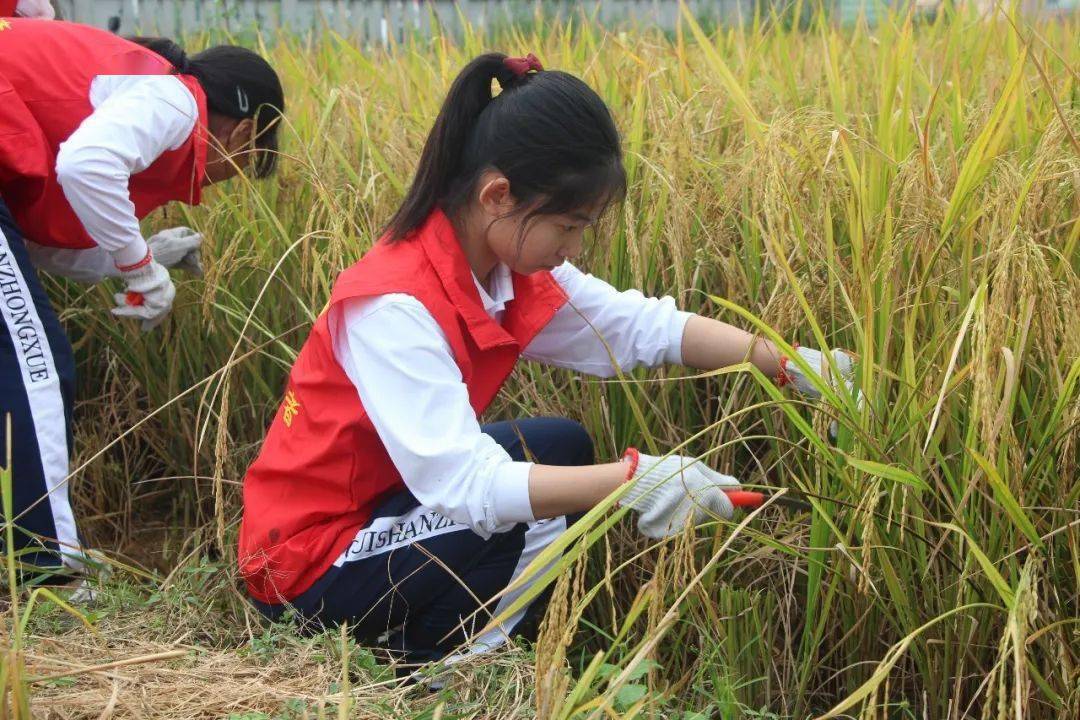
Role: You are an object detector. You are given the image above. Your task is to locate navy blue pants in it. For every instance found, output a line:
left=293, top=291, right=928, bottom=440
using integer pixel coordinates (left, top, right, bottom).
left=253, top=417, right=594, bottom=667
left=0, top=197, right=80, bottom=574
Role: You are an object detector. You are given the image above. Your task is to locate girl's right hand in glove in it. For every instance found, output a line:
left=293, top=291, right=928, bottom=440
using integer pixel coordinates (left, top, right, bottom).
left=620, top=449, right=739, bottom=539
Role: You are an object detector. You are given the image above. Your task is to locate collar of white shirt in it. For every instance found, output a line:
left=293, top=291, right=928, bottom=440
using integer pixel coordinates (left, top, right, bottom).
left=471, top=263, right=516, bottom=318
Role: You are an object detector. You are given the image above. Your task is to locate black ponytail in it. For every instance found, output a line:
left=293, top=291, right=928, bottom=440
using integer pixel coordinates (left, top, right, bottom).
left=128, top=37, right=191, bottom=73
left=385, top=52, right=625, bottom=242
left=128, top=37, right=285, bottom=178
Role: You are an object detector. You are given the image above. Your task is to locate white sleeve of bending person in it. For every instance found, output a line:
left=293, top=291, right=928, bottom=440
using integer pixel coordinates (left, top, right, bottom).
left=24, top=242, right=119, bottom=283
left=54, top=75, right=198, bottom=269
left=523, top=261, right=693, bottom=377
left=15, top=0, right=55, bottom=18
left=329, top=294, right=536, bottom=538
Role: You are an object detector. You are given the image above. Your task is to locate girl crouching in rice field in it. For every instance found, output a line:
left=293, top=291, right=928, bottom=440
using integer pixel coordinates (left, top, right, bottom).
left=239, top=52, right=852, bottom=672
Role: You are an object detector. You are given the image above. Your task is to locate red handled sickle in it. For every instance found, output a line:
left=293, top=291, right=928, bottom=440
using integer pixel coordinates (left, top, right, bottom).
left=724, top=489, right=811, bottom=512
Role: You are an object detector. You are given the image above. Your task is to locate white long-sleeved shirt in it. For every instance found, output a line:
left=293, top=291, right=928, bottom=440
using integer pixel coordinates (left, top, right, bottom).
left=30, top=74, right=198, bottom=273
left=13, top=1, right=54, bottom=18
left=329, top=261, right=693, bottom=538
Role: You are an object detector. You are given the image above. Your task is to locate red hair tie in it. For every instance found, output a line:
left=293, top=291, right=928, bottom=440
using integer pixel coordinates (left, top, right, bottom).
left=503, top=53, right=543, bottom=78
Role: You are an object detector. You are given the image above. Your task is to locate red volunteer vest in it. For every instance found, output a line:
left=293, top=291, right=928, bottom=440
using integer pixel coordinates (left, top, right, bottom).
left=239, top=209, right=568, bottom=603
left=0, top=19, right=208, bottom=249
left=0, top=2, right=17, bottom=16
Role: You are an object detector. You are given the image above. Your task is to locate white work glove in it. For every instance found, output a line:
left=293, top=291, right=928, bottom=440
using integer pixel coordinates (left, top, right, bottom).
left=780, top=346, right=856, bottom=400
left=620, top=450, right=739, bottom=539
left=15, top=0, right=55, bottom=19
left=146, top=227, right=203, bottom=276
left=780, top=346, right=861, bottom=439
left=111, top=254, right=176, bottom=332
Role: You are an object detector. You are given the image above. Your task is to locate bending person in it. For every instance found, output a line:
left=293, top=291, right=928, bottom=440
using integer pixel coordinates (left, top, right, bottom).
left=0, top=19, right=284, bottom=579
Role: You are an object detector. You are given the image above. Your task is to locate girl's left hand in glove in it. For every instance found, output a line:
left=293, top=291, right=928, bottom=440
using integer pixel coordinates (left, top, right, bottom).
left=779, top=346, right=857, bottom=400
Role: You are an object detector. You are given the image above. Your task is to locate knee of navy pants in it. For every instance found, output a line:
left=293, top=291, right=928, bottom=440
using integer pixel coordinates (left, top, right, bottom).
left=253, top=416, right=595, bottom=667
left=0, top=197, right=80, bottom=573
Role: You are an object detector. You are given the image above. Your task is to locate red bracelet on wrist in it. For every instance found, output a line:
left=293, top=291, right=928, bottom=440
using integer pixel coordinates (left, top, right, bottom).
left=115, top=250, right=153, bottom=273
left=622, top=447, right=640, bottom=482
left=775, top=342, right=800, bottom=387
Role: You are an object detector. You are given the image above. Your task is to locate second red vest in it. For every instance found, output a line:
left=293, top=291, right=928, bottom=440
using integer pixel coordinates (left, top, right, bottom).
left=239, top=209, right=569, bottom=603
left=0, top=19, right=209, bottom=249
